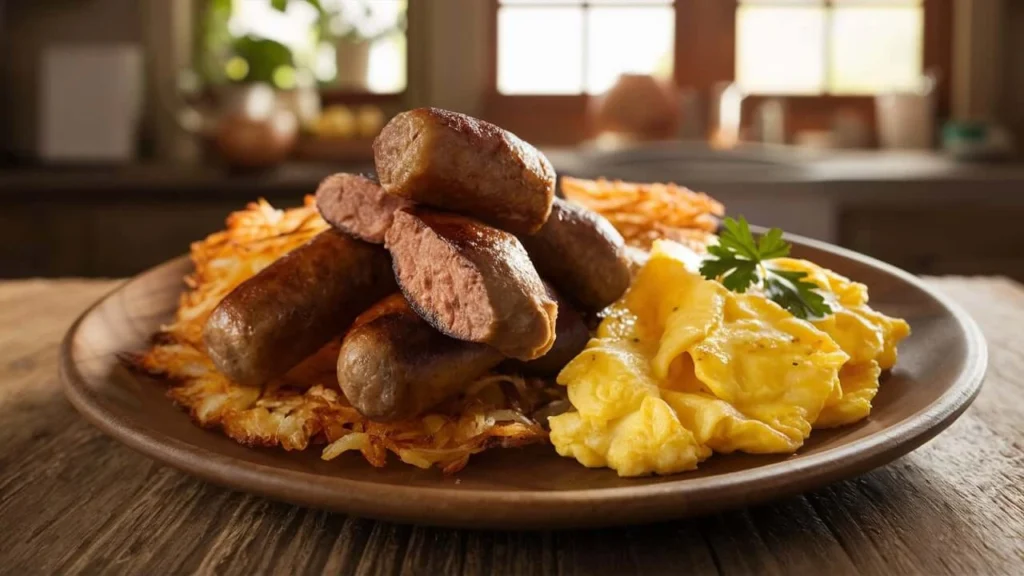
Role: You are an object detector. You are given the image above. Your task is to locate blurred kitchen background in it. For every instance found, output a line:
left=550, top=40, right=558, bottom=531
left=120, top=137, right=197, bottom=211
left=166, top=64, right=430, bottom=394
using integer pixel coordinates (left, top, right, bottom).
left=1, top=0, right=1022, bottom=279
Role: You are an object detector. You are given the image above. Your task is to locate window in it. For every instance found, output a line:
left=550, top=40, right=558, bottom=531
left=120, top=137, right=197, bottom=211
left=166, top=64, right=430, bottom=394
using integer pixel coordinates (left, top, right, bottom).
left=736, top=0, right=925, bottom=95
left=199, top=0, right=407, bottom=95
left=486, top=0, right=946, bottom=144
left=496, top=0, right=675, bottom=95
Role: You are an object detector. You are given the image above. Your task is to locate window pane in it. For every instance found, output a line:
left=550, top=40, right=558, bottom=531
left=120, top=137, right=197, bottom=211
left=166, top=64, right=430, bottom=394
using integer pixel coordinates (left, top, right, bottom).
left=499, top=0, right=582, bottom=4
left=586, top=6, right=674, bottom=94
left=737, top=0, right=823, bottom=5
left=588, top=0, right=674, bottom=4
left=498, top=7, right=584, bottom=94
left=833, top=0, right=921, bottom=5
left=736, top=6, right=826, bottom=94
left=829, top=7, right=923, bottom=94
left=365, top=33, right=406, bottom=93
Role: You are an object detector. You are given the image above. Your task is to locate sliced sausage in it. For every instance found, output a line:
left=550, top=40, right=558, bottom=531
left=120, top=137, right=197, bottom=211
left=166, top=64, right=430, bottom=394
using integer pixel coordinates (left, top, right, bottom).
left=203, top=230, right=396, bottom=386
left=517, top=197, right=631, bottom=312
left=337, top=294, right=504, bottom=421
left=385, top=208, right=557, bottom=361
left=314, top=173, right=411, bottom=244
left=510, top=287, right=591, bottom=377
left=373, top=108, right=555, bottom=235
left=321, top=173, right=628, bottom=312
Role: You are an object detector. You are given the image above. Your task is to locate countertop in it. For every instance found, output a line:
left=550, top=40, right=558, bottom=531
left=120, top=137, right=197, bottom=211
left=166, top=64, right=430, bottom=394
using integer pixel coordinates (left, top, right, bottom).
left=1, top=277, right=1023, bottom=574
left=3, top=150, right=1024, bottom=204
left=546, top=146, right=1024, bottom=184
left=0, top=162, right=371, bottom=202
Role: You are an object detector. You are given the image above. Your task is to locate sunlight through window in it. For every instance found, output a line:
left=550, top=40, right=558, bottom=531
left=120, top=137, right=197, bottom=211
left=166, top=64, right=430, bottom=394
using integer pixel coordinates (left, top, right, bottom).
left=736, top=0, right=924, bottom=95
left=497, top=0, right=674, bottom=96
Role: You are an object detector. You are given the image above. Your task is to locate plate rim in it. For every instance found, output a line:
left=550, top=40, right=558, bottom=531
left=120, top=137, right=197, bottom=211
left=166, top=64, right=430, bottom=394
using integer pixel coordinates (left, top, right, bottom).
left=59, top=233, right=988, bottom=528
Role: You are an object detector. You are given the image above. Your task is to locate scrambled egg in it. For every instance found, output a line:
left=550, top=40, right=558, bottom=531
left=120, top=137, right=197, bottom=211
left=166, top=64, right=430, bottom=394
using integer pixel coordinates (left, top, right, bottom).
left=773, top=258, right=911, bottom=427
left=549, top=241, right=910, bottom=476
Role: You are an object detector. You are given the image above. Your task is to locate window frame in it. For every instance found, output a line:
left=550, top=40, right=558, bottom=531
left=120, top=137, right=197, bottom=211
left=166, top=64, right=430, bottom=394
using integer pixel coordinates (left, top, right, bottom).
left=484, top=0, right=951, bottom=145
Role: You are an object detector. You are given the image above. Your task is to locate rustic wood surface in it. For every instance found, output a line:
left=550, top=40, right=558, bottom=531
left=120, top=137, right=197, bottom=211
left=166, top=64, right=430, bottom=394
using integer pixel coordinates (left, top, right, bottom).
left=1, top=277, right=1022, bottom=575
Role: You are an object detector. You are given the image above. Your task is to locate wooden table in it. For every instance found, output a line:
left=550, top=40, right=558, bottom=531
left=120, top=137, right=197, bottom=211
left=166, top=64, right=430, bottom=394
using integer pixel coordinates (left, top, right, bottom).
left=1, top=277, right=1022, bottom=575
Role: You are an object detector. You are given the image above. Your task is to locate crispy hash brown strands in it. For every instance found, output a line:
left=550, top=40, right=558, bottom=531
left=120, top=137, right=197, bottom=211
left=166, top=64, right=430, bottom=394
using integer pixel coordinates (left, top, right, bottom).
left=561, top=177, right=724, bottom=251
left=126, top=198, right=553, bottom=473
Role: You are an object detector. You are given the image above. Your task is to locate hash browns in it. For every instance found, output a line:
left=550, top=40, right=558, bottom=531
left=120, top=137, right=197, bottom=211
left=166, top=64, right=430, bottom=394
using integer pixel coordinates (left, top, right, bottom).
left=561, top=177, right=723, bottom=251
left=126, top=197, right=554, bottom=474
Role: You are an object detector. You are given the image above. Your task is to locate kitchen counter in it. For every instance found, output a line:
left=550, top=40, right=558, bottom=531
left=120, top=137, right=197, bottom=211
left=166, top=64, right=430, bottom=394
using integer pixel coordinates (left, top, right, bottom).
left=548, top=146, right=1024, bottom=185
left=1, top=276, right=1022, bottom=574
left=0, top=161, right=372, bottom=201
left=3, top=151, right=1024, bottom=279
left=2, top=149, right=1024, bottom=199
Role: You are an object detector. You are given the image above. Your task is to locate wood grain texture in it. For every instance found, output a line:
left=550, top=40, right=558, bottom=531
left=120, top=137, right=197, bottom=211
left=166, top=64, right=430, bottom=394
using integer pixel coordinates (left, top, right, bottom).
left=1, top=277, right=1022, bottom=575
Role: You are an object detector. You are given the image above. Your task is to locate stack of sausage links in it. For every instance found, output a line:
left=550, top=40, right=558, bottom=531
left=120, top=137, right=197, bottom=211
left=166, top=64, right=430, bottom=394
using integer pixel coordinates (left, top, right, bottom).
left=203, top=108, right=632, bottom=422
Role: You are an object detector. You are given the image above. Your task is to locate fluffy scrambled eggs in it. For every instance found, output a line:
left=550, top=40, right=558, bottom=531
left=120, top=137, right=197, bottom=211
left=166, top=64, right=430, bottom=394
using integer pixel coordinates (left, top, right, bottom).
left=549, top=240, right=910, bottom=477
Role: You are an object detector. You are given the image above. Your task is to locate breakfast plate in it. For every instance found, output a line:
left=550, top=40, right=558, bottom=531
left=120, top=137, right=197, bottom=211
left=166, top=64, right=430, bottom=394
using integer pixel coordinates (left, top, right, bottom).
left=60, top=232, right=986, bottom=529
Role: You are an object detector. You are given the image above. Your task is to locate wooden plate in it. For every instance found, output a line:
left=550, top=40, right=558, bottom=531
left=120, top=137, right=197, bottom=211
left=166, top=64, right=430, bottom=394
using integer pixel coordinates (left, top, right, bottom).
left=60, top=234, right=986, bottom=529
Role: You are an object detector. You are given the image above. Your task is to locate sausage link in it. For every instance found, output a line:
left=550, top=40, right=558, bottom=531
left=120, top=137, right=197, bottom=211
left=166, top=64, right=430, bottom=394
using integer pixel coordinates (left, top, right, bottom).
left=518, top=197, right=631, bottom=312
left=203, top=230, right=396, bottom=386
left=373, top=108, right=555, bottom=235
left=338, top=294, right=504, bottom=421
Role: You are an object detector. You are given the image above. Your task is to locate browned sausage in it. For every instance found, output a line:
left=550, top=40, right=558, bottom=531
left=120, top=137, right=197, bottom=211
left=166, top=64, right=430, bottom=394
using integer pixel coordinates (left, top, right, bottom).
left=339, top=289, right=589, bottom=420
left=203, top=230, right=396, bottom=386
left=512, top=287, right=591, bottom=376
left=517, top=197, right=631, bottom=312
left=321, top=174, right=628, bottom=312
left=385, top=208, right=557, bottom=361
left=373, top=108, right=555, bottom=235
left=314, top=173, right=411, bottom=244
left=337, top=293, right=504, bottom=421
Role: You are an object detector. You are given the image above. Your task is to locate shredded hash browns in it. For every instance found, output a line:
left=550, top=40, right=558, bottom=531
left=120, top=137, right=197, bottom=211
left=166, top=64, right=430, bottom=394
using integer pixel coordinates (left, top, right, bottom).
left=126, top=197, right=554, bottom=474
left=561, top=177, right=724, bottom=251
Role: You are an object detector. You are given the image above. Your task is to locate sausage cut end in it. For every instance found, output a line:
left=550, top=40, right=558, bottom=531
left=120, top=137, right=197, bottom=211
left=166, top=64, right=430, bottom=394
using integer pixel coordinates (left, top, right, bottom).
left=315, top=173, right=411, bottom=244
left=386, top=208, right=557, bottom=360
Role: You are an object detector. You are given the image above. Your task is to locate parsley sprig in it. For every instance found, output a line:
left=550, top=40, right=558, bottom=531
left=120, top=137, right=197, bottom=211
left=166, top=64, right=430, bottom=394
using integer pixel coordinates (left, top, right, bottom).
left=699, top=216, right=832, bottom=320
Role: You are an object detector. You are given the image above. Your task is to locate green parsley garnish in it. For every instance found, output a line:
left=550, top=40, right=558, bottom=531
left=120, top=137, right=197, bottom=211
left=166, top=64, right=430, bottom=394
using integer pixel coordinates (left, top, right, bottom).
left=699, top=216, right=832, bottom=320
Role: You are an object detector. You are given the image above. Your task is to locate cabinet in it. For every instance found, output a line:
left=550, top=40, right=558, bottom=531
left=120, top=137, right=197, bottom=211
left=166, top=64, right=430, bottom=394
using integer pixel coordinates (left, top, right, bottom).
left=1, top=195, right=310, bottom=278
left=840, top=205, right=1024, bottom=281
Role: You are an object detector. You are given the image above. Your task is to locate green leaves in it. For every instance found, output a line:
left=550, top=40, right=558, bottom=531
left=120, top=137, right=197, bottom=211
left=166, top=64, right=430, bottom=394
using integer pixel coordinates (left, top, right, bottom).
left=230, top=35, right=294, bottom=84
left=271, top=0, right=327, bottom=15
left=763, top=268, right=832, bottom=321
left=756, top=227, right=790, bottom=260
left=699, top=216, right=832, bottom=320
left=699, top=216, right=766, bottom=294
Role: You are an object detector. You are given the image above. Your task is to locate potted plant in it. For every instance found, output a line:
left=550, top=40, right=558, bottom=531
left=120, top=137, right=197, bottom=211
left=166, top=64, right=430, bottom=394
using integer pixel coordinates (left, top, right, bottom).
left=328, top=0, right=407, bottom=91
left=174, top=0, right=338, bottom=168
left=191, top=0, right=334, bottom=122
